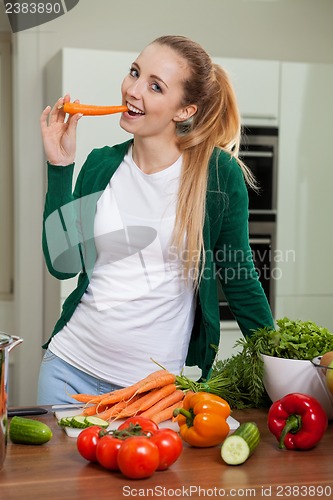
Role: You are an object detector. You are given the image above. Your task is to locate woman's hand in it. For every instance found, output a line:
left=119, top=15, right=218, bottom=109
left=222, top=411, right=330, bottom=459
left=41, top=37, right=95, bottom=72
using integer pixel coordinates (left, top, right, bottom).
left=40, top=94, right=82, bottom=166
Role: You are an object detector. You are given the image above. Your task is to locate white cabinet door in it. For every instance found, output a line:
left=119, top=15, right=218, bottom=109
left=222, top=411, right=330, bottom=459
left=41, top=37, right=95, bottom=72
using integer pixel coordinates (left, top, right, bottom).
left=276, top=62, right=333, bottom=328
left=45, top=48, right=136, bottom=181
left=218, top=322, right=244, bottom=360
left=213, top=57, right=280, bottom=126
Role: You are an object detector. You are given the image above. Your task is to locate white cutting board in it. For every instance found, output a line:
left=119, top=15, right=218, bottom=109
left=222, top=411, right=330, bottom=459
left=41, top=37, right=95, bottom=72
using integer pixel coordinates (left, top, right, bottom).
left=53, top=406, right=240, bottom=438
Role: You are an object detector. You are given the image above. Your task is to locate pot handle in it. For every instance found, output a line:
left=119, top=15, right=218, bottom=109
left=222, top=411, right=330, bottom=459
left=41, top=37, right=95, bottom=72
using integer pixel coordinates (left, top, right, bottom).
left=7, top=336, right=23, bottom=352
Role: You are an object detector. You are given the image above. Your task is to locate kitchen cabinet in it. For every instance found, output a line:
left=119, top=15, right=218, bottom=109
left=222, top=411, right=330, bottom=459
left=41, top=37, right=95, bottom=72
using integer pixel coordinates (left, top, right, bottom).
left=275, top=62, right=333, bottom=329
left=44, top=48, right=134, bottom=181
left=213, top=57, right=280, bottom=126
left=0, top=40, right=13, bottom=299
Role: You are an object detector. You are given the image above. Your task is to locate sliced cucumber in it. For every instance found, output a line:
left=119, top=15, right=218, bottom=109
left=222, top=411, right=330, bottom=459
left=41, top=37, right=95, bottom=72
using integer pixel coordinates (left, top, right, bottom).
left=85, top=416, right=109, bottom=428
left=58, top=417, right=73, bottom=427
left=71, top=416, right=89, bottom=428
left=58, top=414, right=109, bottom=429
left=221, top=422, right=260, bottom=465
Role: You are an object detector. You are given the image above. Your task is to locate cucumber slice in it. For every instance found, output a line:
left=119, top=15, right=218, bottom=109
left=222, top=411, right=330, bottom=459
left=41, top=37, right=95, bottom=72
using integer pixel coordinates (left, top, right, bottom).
left=58, top=417, right=74, bottom=427
left=58, top=415, right=109, bottom=429
left=221, top=422, right=260, bottom=465
left=85, top=416, right=109, bottom=428
left=71, top=416, right=89, bottom=428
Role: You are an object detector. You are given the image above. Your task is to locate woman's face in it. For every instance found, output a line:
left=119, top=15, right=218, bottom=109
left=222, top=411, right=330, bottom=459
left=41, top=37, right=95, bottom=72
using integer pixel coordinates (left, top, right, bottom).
left=120, top=43, right=195, bottom=140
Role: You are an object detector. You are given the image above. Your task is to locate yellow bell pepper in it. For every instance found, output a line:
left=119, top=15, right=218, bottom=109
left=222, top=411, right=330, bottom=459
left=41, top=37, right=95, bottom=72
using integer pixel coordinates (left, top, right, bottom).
left=173, top=391, right=231, bottom=447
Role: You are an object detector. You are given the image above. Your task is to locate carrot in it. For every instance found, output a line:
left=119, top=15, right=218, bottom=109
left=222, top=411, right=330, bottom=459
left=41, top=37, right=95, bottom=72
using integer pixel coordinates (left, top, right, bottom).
left=80, top=402, right=115, bottom=416
left=139, top=389, right=185, bottom=421
left=151, top=400, right=185, bottom=425
left=132, top=372, right=177, bottom=396
left=91, top=396, right=141, bottom=421
left=70, top=369, right=167, bottom=405
left=110, top=384, right=178, bottom=421
left=80, top=404, right=103, bottom=416
left=107, top=392, right=159, bottom=421
left=62, top=102, right=128, bottom=116
left=97, top=370, right=176, bottom=407
left=69, top=393, right=97, bottom=404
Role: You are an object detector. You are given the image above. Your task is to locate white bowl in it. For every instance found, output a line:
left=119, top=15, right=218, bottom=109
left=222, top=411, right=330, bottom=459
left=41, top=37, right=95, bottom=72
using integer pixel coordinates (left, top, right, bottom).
left=262, top=354, right=333, bottom=420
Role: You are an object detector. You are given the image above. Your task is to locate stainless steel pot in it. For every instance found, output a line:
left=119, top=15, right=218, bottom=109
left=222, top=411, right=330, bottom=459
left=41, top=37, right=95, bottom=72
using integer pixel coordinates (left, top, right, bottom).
left=0, top=332, right=23, bottom=469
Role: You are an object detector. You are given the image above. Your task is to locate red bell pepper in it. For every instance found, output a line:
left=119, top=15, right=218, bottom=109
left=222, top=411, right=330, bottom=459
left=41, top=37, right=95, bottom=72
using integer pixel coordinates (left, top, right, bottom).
left=267, top=393, right=328, bottom=450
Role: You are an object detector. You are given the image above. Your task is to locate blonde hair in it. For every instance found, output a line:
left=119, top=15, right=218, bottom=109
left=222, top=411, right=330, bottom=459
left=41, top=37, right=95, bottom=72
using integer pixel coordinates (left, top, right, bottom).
left=152, top=36, right=255, bottom=285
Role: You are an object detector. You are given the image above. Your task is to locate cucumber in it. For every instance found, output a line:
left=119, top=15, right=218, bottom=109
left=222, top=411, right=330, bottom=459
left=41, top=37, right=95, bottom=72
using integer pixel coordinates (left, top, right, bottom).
left=9, top=416, right=53, bottom=445
left=221, top=422, right=260, bottom=465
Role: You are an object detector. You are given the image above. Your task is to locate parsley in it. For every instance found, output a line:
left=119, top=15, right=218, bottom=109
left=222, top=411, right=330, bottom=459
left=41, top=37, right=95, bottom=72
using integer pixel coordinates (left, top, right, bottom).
left=210, top=317, right=333, bottom=409
left=251, top=317, right=333, bottom=360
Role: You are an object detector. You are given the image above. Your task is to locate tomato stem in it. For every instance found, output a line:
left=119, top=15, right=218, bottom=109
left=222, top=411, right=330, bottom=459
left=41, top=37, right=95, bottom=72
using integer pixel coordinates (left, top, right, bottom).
left=103, top=423, right=152, bottom=440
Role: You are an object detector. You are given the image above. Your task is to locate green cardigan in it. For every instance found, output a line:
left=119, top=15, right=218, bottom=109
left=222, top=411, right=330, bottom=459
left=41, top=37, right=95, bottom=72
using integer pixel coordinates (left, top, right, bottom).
left=42, top=139, right=274, bottom=378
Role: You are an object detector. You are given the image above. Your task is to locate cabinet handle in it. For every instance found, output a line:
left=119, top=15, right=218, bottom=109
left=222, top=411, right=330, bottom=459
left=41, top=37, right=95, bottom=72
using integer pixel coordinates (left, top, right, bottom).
left=242, top=114, right=277, bottom=120
left=240, top=151, right=273, bottom=158
left=249, top=238, right=271, bottom=245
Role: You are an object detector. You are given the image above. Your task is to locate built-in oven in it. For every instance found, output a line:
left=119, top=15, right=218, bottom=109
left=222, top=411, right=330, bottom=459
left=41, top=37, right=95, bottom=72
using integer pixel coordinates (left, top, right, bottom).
left=241, top=126, right=278, bottom=218
left=218, top=126, right=278, bottom=321
left=217, top=220, right=276, bottom=320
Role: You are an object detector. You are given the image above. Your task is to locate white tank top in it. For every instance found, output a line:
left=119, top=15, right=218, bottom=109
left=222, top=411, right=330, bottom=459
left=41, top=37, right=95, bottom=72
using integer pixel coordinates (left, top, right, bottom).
left=49, top=147, right=196, bottom=386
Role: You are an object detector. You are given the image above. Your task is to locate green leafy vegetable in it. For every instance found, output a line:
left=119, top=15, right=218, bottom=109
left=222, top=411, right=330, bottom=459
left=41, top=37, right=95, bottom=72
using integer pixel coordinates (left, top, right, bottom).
left=248, top=317, right=333, bottom=360
left=209, top=317, right=333, bottom=409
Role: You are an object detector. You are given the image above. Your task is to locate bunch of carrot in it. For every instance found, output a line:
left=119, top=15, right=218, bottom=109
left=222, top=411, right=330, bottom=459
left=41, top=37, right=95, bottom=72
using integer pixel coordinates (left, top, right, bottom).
left=70, top=369, right=185, bottom=425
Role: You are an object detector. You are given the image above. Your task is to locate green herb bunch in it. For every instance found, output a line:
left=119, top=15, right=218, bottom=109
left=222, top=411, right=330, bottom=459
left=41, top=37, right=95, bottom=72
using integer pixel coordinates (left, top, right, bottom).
left=253, top=317, right=333, bottom=360
left=207, top=317, right=333, bottom=409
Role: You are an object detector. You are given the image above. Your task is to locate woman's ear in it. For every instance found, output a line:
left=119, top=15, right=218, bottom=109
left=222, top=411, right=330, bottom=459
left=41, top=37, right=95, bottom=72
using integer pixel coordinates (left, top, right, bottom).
left=173, top=104, right=197, bottom=123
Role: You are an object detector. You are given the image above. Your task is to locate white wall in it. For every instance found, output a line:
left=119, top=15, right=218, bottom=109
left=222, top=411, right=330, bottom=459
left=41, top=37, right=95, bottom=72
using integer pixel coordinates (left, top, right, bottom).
left=0, top=0, right=332, bottom=404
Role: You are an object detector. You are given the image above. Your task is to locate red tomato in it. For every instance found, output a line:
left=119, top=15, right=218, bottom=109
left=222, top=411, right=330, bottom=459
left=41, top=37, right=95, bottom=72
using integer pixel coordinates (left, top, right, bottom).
left=117, top=416, right=159, bottom=434
left=76, top=426, right=102, bottom=462
left=96, top=435, right=123, bottom=470
left=117, top=436, right=160, bottom=479
left=150, top=428, right=183, bottom=470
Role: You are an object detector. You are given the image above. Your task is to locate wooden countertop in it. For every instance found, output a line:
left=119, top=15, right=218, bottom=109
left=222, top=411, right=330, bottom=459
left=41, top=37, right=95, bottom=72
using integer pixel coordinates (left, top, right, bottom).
left=1, top=408, right=332, bottom=499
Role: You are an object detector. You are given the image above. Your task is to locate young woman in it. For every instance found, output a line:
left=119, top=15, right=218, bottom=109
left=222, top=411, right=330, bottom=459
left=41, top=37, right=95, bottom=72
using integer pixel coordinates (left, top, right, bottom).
left=38, top=35, right=274, bottom=404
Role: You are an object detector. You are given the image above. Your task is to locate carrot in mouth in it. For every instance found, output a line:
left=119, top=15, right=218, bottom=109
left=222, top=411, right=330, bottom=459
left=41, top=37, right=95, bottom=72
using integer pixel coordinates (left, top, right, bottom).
left=60, top=102, right=128, bottom=116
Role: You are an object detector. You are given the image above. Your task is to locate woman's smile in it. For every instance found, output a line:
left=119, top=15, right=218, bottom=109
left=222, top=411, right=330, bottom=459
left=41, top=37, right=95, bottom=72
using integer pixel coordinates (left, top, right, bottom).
left=126, top=102, right=145, bottom=117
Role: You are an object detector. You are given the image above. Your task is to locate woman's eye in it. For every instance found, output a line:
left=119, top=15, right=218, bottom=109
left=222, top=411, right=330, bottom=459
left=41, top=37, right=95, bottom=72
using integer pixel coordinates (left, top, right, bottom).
left=151, top=82, right=162, bottom=93
left=129, top=67, right=139, bottom=78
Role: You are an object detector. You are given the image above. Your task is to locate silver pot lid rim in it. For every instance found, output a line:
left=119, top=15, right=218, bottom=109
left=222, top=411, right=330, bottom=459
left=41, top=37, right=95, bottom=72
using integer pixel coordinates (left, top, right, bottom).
left=0, top=332, right=14, bottom=347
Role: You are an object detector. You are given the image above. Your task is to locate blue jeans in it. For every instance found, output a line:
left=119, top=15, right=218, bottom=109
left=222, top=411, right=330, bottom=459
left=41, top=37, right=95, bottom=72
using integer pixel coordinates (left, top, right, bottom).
left=37, top=349, right=124, bottom=405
